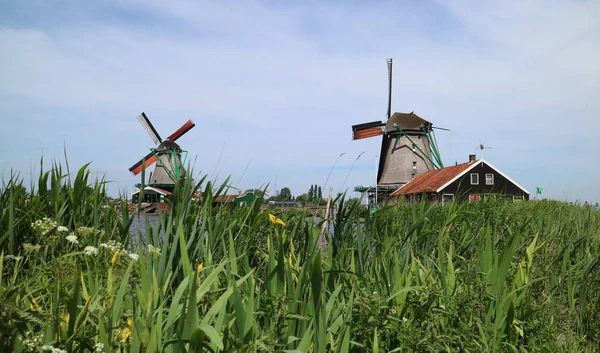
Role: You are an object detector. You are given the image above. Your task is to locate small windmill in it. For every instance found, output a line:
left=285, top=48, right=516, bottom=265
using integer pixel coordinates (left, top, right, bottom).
left=476, top=139, right=492, bottom=159
left=129, top=112, right=195, bottom=191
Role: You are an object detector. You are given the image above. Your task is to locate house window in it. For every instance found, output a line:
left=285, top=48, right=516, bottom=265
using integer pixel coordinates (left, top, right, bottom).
left=411, top=173, right=415, bottom=179
left=412, top=161, right=417, bottom=169
left=470, top=173, right=479, bottom=185
left=442, top=194, right=454, bottom=205
left=485, top=173, right=494, bottom=185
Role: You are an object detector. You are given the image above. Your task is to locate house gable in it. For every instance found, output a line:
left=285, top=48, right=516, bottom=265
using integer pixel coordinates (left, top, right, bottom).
left=438, top=160, right=529, bottom=200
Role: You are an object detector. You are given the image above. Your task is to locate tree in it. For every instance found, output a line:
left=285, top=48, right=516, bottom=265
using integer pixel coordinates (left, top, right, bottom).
left=318, top=186, right=322, bottom=200
left=296, top=193, right=308, bottom=204
left=308, top=185, right=314, bottom=202
left=279, top=187, right=292, bottom=201
left=245, top=189, right=264, bottom=198
left=312, top=184, right=318, bottom=200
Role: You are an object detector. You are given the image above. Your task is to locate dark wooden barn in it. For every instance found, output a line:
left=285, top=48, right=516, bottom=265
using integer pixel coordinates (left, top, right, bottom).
left=391, top=155, right=529, bottom=203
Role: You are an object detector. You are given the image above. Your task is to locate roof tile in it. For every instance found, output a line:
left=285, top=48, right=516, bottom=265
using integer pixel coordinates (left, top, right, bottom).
left=391, top=161, right=476, bottom=196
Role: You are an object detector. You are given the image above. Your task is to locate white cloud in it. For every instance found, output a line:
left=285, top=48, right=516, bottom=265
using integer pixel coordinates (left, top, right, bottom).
left=0, top=0, right=599, bottom=201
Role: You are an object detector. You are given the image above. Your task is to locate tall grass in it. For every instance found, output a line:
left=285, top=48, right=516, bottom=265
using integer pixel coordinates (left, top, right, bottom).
left=1, top=160, right=599, bottom=352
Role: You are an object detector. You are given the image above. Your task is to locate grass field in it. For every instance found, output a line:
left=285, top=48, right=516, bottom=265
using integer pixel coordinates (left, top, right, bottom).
left=1, top=161, right=599, bottom=352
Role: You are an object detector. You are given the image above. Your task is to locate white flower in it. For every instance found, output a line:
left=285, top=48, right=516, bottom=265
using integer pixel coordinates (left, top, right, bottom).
left=57, top=226, right=69, bottom=233
left=18, top=330, right=42, bottom=350
left=128, top=253, right=139, bottom=261
left=100, top=240, right=122, bottom=253
left=147, top=244, right=161, bottom=257
left=94, top=342, right=105, bottom=353
left=4, top=254, right=22, bottom=261
left=76, top=226, right=98, bottom=237
left=84, top=246, right=99, bottom=256
left=41, top=345, right=67, bottom=353
left=66, top=233, right=79, bottom=244
left=31, top=217, right=59, bottom=236
left=23, top=243, right=41, bottom=253
left=403, top=317, right=409, bottom=322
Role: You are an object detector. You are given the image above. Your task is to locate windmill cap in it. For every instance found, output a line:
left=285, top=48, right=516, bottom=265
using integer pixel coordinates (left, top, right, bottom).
left=156, top=140, right=182, bottom=152
left=385, top=112, right=432, bottom=133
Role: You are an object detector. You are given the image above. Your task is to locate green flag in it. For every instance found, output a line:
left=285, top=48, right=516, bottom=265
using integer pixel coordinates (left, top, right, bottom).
left=536, top=187, right=543, bottom=194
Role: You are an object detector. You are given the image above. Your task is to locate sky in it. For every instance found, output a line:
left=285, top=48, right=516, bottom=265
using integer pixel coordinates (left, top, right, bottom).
left=1, top=0, right=599, bottom=202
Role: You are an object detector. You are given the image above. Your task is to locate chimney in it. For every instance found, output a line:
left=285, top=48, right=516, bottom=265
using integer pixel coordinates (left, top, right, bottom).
left=469, top=154, right=476, bottom=162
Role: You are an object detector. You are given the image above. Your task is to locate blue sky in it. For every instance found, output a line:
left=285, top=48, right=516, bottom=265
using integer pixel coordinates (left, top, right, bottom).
left=1, top=0, right=599, bottom=202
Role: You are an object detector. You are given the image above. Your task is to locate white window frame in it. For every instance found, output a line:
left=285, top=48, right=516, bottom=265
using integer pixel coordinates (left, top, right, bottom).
left=470, top=173, right=479, bottom=185
left=442, top=193, right=454, bottom=205
left=485, top=173, right=494, bottom=185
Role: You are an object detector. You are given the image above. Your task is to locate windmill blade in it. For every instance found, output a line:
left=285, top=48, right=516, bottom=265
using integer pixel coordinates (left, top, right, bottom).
left=432, top=126, right=450, bottom=131
left=352, top=121, right=385, bottom=140
left=166, top=119, right=195, bottom=141
left=137, top=112, right=162, bottom=145
left=129, top=150, right=157, bottom=176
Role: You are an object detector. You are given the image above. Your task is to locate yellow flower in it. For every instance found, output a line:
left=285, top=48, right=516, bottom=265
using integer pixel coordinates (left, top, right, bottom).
left=116, top=317, right=133, bottom=343
left=268, top=214, right=286, bottom=227
left=30, top=298, right=42, bottom=312
left=110, top=251, right=119, bottom=265
left=197, top=263, right=203, bottom=271
left=116, top=327, right=131, bottom=343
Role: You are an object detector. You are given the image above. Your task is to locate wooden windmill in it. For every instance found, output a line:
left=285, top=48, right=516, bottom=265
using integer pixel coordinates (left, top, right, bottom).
left=351, top=58, right=446, bottom=199
left=129, top=112, right=195, bottom=192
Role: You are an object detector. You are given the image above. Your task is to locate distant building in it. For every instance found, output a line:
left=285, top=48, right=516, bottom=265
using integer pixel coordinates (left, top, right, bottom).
left=213, top=192, right=258, bottom=207
left=131, top=186, right=172, bottom=203
left=391, top=155, right=529, bottom=203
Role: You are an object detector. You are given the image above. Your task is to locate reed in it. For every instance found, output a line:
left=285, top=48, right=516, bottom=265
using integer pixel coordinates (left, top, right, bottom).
left=0, top=160, right=599, bottom=352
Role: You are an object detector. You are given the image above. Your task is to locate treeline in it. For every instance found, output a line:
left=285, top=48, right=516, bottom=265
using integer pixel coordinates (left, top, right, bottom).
left=264, top=184, right=327, bottom=205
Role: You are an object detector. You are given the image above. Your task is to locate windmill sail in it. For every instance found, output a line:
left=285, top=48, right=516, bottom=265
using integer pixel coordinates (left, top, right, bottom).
left=352, top=121, right=384, bottom=140
left=137, top=112, right=162, bottom=145
left=166, top=120, right=195, bottom=141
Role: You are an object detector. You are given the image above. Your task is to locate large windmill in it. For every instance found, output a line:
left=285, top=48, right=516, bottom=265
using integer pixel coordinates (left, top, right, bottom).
left=129, top=112, right=195, bottom=200
left=351, top=58, right=446, bottom=204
